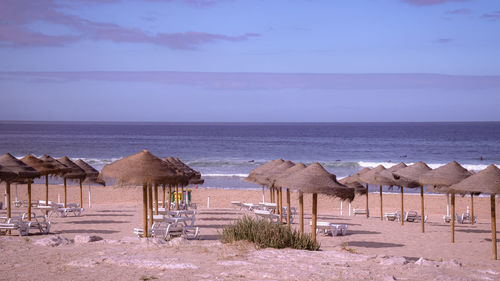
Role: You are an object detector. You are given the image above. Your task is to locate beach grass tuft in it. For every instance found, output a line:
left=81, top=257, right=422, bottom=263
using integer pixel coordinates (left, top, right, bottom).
left=220, top=216, right=320, bottom=251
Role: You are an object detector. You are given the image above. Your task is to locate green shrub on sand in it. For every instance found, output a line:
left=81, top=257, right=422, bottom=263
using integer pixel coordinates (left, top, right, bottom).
left=220, top=216, right=320, bottom=251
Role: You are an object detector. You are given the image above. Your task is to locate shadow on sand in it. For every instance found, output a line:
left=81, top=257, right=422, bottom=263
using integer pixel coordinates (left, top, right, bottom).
left=347, top=241, right=404, bottom=248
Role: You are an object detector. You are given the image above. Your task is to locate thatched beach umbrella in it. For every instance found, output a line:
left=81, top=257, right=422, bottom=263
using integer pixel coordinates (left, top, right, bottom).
left=20, top=154, right=61, bottom=219
left=75, top=159, right=105, bottom=208
left=39, top=155, right=71, bottom=206
left=244, top=159, right=285, bottom=203
left=449, top=164, right=500, bottom=260
left=275, top=163, right=354, bottom=242
left=359, top=165, right=386, bottom=218
left=0, top=153, right=40, bottom=222
left=273, top=163, right=307, bottom=232
left=100, top=150, right=177, bottom=237
left=420, top=161, right=473, bottom=242
left=392, top=161, right=432, bottom=228
left=57, top=156, right=86, bottom=208
left=162, top=157, right=190, bottom=212
left=265, top=160, right=295, bottom=224
left=373, top=163, right=408, bottom=220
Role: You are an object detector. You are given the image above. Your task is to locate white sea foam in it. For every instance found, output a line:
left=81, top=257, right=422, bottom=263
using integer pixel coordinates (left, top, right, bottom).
left=204, top=173, right=248, bottom=178
left=358, top=161, right=497, bottom=171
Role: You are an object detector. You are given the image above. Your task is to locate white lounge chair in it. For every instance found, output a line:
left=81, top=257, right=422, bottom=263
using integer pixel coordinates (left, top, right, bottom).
left=461, top=212, right=477, bottom=224
left=404, top=211, right=428, bottom=223
left=231, top=201, right=244, bottom=210
left=242, top=203, right=258, bottom=211
left=353, top=208, right=369, bottom=216
left=22, top=213, right=51, bottom=234
left=254, top=209, right=280, bottom=223
left=384, top=211, right=402, bottom=221
left=310, top=221, right=348, bottom=236
left=443, top=213, right=463, bottom=224
left=0, top=217, right=29, bottom=236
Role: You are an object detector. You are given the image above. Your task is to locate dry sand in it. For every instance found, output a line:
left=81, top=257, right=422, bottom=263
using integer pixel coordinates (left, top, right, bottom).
left=1, top=183, right=499, bottom=280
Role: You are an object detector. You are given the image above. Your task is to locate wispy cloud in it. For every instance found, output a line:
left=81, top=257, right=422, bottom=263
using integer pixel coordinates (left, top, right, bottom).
left=446, top=8, right=471, bottom=15
left=435, top=38, right=453, bottom=43
left=402, top=0, right=469, bottom=6
left=0, top=0, right=257, bottom=49
left=481, top=11, right=500, bottom=20
left=1, top=71, right=499, bottom=91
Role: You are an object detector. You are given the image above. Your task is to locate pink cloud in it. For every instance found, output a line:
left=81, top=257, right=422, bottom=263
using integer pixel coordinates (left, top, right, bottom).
left=481, top=11, right=500, bottom=20
left=402, top=0, right=469, bottom=6
left=0, top=0, right=258, bottom=49
left=1, top=71, right=499, bottom=91
left=446, top=8, right=471, bottom=15
left=435, top=38, right=452, bottom=43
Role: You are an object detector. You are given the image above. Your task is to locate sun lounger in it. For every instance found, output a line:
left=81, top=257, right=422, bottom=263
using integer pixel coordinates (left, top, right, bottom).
left=404, top=211, right=428, bottom=223
left=231, top=201, right=243, bottom=210
left=258, top=202, right=277, bottom=212
left=21, top=213, right=51, bottom=234
left=0, top=217, right=29, bottom=236
left=353, top=208, right=369, bottom=216
left=151, top=221, right=199, bottom=240
left=461, top=212, right=477, bottom=224
left=384, top=211, right=402, bottom=221
left=254, top=209, right=280, bottom=223
left=242, top=203, right=258, bottom=211
left=443, top=213, right=463, bottom=224
left=310, top=221, right=348, bottom=236
left=52, top=203, right=83, bottom=217
left=14, top=200, right=39, bottom=208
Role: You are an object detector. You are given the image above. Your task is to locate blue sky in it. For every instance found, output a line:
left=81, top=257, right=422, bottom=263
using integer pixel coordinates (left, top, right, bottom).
left=1, top=0, right=499, bottom=122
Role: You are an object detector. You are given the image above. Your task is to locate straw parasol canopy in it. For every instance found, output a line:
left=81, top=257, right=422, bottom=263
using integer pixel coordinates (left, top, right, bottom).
left=57, top=156, right=86, bottom=180
left=20, top=154, right=59, bottom=176
left=449, top=164, right=500, bottom=195
left=275, top=162, right=354, bottom=201
left=359, top=165, right=386, bottom=185
left=100, top=150, right=178, bottom=237
left=75, top=159, right=105, bottom=186
left=449, top=164, right=500, bottom=260
left=243, top=158, right=285, bottom=186
left=0, top=153, right=41, bottom=179
left=264, top=160, right=296, bottom=187
left=374, top=163, right=408, bottom=186
left=272, top=163, right=307, bottom=184
left=0, top=153, right=41, bottom=221
left=419, top=161, right=472, bottom=188
left=339, top=178, right=367, bottom=195
left=0, top=164, right=17, bottom=182
left=392, top=161, right=432, bottom=188
left=101, top=150, right=178, bottom=186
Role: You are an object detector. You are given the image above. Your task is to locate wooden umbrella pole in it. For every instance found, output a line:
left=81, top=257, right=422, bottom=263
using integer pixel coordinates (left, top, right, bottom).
left=27, top=179, right=32, bottom=221
left=491, top=194, right=497, bottom=260
left=64, top=178, right=67, bottom=208
left=142, top=183, right=148, bottom=237
left=181, top=186, right=184, bottom=205
left=262, top=186, right=265, bottom=203
left=365, top=183, right=369, bottom=218
left=286, top=188, right=291, bottom=228
left=279, top=187, right=283, bottom=223
left=45, top=175, right=49, bottom=206
left=379, top=185, right=383, bottom=221
left=451, top=193, right=455, bottom=243
left=420, top=185, right=425, bottom=233
left=269, top=187, right=273, bottom=203
left=400, top=186, right=404, bottom=226
left=154, top=184, right=159, bottom=215
left=148, top=183, right=153, bottom=230
left=167, top=184, right=172, bottom=211
left=471, top=193, right=475, bottom=225
left=175, top=184, right=179, bottom=210
left=168, top=185, right=172, bottom=211
left=162, top=185, right=166, bottom=208
left=6, top=182, right=11, bottom=235
left=79, top=178, right=83, bottom=208
left=299, top=190, right=304, bottom=234
left=312, top=193, right=318, bottom=242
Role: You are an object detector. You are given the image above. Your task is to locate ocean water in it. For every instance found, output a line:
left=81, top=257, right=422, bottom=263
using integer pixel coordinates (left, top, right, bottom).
left=1, top=121, right=499, bottom=192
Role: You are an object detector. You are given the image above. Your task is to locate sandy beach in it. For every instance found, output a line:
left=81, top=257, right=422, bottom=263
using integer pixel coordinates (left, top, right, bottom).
left=0, top=183, right=499, bottom=280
